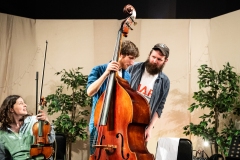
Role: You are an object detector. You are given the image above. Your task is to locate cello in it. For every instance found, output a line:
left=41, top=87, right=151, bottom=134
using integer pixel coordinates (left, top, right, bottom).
left=89, top=4, right=154, bottom=160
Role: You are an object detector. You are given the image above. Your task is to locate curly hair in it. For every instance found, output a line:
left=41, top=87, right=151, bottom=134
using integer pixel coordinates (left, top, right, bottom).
left=0, top=95, right=21, bottom=130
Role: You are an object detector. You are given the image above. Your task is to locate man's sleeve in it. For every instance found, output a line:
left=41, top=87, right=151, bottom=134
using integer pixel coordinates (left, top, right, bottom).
left=156, top=78, right=170, bottom=118
left=87, top=67, right=100, bottom=89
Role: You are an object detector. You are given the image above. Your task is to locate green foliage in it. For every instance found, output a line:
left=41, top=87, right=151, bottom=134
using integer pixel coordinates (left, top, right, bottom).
left=45, top=67, right=91, bottom=145
left=183, top=62, right=240, bottom=156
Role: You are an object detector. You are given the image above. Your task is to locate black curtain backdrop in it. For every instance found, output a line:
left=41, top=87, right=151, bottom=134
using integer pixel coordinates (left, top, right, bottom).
left=0, top=0, right=239, bottom=19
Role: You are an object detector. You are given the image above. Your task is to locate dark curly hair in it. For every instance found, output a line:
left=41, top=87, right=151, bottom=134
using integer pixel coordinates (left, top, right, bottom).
left=0, top=95, right=31, bottom=131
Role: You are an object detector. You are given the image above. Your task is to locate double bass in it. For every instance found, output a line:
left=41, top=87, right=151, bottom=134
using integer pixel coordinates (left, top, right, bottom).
left=89, top=4, right=154, bottom=160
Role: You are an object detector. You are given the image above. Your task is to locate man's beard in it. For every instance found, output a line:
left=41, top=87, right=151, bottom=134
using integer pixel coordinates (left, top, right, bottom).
left=145, top=58, right=165, bottom=75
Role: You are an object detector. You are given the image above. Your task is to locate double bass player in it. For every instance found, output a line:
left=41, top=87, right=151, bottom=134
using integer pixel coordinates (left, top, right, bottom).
left=87, top=40, right=139, bottom=155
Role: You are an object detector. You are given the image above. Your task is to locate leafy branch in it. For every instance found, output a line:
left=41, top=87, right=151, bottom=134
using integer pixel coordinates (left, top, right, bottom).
left=183, top=62, right=240, bottom=156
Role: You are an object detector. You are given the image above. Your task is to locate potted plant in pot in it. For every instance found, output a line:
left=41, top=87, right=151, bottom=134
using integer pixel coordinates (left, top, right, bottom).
left=45, top=67, right=91, bottom=160
left=183, top=62, right=240, bottom=157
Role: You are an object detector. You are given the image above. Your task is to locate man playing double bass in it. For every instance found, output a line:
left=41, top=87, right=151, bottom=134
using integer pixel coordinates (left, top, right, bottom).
left=86, top=40, right=139, bottom=155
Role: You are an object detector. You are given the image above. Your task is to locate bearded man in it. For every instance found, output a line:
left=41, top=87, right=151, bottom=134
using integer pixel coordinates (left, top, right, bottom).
left=127, top=43, right=170, bottom=142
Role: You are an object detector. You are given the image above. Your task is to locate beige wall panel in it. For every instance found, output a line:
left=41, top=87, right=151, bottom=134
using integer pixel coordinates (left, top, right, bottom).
left=209, top=10, right=240, bottom=73
left=35, top=20, right=95, bottom=72
left=188, top=19, right=211, bottom=154
left=0, top=13, right=37, bottom=114
left=93, top=20, right=120, bottom=65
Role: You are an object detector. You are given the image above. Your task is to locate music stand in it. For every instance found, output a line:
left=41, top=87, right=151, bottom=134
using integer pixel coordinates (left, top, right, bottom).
left=226, top=136, right=240, bottom=160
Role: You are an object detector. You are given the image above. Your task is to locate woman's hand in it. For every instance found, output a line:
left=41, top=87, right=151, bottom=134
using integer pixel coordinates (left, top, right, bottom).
left=36, top=110, right=49, bottom=121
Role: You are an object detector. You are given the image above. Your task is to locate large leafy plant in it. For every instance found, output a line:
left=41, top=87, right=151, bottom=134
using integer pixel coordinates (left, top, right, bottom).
left=45, top=67, right=91, bottom=160
left=183, top=62, right=240, bottom=156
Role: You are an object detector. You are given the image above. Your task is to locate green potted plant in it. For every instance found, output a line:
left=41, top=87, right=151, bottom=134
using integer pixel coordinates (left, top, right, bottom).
left=45, top=67, right=91, bottom=160
left=183, top=62, right=240, bottom=156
